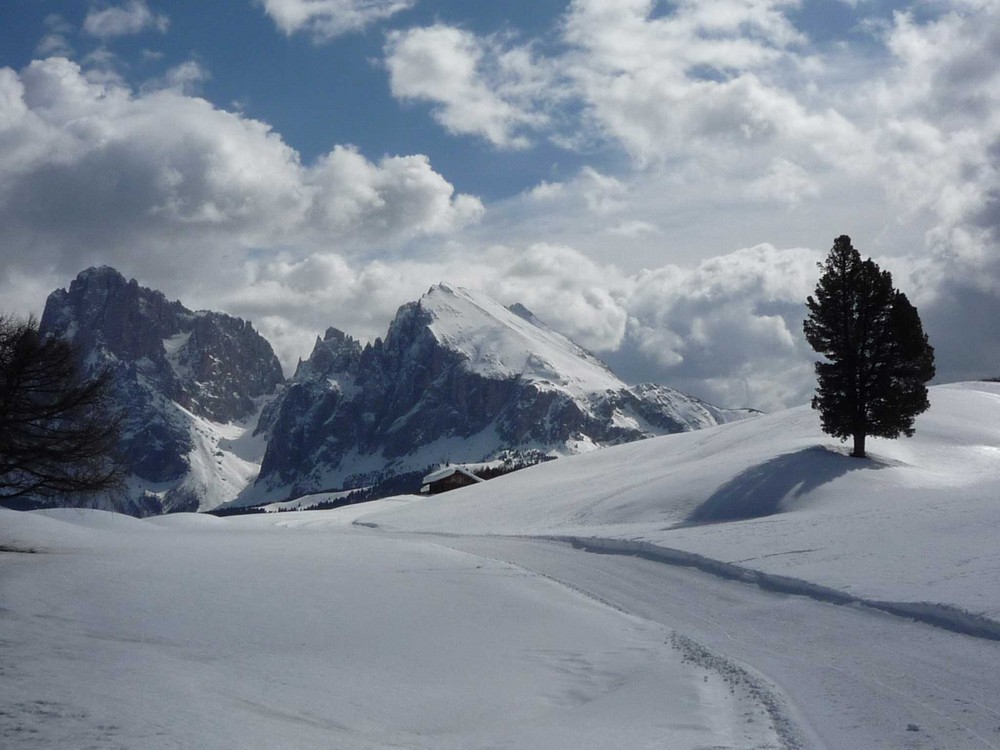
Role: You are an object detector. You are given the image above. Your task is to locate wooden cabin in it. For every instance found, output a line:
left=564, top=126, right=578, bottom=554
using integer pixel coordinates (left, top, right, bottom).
left=420, top=465, right=486, bottom=495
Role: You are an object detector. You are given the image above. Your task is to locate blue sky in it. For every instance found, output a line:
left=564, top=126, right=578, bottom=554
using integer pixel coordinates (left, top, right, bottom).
left=0, top=0, right=586, bottom=199
left=1, top=0, right=998, bottom=410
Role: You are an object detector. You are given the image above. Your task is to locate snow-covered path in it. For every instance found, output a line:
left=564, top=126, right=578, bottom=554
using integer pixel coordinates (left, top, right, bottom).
left=433, top=534, right=1000, bottom=750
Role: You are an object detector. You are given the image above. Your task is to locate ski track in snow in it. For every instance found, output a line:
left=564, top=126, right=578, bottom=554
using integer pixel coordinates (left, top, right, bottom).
left=417, top=532, right=1000, bottom=750
left=555, top=535, right=1000, bottom=643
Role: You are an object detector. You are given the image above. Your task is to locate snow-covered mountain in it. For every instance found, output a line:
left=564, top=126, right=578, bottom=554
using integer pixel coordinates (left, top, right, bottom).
left=243, top=283, right=755, bottom=504
left=39, top=267, right=285, bottom=515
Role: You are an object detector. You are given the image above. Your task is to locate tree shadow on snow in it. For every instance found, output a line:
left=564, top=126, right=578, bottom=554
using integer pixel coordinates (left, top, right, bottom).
left=682, top=445, right=884, bottom=526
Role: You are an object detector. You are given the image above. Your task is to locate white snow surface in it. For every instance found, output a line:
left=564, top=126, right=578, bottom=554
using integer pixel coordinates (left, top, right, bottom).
left=179, top=406, right=263, bottom=510
left=366, top=382, right=1000, bottom=619
left=0, top=508, right=780, bottom=749
left=124, top=396, right=272, bottom=513
left=420, top=283, right=624, bottom=396
left=161, top=330, right=192, bottom=381
left=4, top=382, right=1000, bottom=749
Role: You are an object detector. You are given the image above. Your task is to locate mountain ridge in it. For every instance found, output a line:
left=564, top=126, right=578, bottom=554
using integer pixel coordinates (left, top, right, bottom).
left=242, top=283, right=757, bottom=505
left=26, top=269, right=756, bottom=513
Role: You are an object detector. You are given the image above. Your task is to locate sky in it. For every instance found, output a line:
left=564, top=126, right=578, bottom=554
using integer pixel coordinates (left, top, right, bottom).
left=0, top=0, right=998, bottom=411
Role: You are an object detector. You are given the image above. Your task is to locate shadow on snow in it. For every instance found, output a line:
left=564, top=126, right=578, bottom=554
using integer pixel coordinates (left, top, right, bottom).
left=683, top=445, right=883, bottom=526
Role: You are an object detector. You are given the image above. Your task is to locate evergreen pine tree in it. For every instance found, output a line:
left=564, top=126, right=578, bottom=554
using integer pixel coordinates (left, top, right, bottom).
left=803, top=236, right=935, bottom=458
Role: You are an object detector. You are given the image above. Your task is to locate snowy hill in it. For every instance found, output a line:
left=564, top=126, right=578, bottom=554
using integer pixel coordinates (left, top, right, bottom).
left=3, top=383, right=999, bottom=748
left=244, top=283, right=753, bottom=503
left=361, top=382, right=1000, bottom=619
left=0, top=383, right=1000, bottom=750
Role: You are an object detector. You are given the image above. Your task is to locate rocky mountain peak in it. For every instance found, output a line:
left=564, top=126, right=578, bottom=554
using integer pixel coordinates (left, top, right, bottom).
left=243, top=282, right=756, bottom=505
left=42, top=267, right=284, bottom=424
left=295, top=327, right=363, bottom=381
left=43, top=266, right=188, bottom=366
left=413, top=283, right=621, bottom=396
left=38, top=267, right=286, bottom=515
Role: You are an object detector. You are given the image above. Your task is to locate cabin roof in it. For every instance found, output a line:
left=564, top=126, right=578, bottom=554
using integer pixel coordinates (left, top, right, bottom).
left=421, top=465, right=485, bottom=485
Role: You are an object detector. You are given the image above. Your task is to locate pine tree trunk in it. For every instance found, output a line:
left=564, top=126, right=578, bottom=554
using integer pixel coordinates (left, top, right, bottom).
left=851, top=431, right=866, bottom=458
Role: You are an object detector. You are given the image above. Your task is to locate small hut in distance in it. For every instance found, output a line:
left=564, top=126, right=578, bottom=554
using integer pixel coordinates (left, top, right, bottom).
left=420, top=465, right=486, bottom=495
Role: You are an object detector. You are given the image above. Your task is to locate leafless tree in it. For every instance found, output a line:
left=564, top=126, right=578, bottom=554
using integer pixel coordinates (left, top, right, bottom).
left=0, top=314, right=124, bottom=500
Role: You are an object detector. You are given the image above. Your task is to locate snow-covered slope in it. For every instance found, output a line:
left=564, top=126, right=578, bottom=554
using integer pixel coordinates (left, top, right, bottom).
left=362, top=382, right=1000, bottom=619
left=422, top=283, right=623, bottom=396
left=246, top=283, right=754, bottom=503
left=0, top=507, right=784, bottom=749
left=122, top=402, right=270, bottom=513
left=4, top=384, right=999, bottom=748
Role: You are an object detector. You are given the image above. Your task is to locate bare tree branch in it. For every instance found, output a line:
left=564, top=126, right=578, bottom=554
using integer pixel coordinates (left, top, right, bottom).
left=0, top=314, right=125, bottom=500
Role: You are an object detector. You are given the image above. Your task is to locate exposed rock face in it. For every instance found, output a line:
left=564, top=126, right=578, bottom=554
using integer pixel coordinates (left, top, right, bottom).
left=245, top=283, right=755, bottom=503
left=39, top=267, right=285, bottom=515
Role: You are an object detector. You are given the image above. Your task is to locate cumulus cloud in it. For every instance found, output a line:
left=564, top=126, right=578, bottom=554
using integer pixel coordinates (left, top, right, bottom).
left=749, top=158, right=821, bottom=206
left=561, top=0, right=865, bottom=171
left=492, top=243, right=631, bottom=351
left=384, top=24, right=556, bottom=149
left=260, top=0, right=415, bottom=41
left=0, top=57, right=481, bottom=307
left=6, top=1, right=1000, bottom=410
left=83, top=1, right=169, bottom=39
left=305, top=146, right=483, bottom=241
left=607, top=220, right=660, bottom=238
left=864, top=5, right=1000, bottom=380
left=610, top=244, right=823, bottom=410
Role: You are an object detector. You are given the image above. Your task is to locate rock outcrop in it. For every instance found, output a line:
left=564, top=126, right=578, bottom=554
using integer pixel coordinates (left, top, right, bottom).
left=39, top=267, right=285, bottom=514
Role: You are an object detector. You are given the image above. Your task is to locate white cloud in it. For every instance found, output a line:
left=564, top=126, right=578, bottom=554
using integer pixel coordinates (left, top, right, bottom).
left=749, top=158, right=820, bottom=206
left=140, top=60, right=211, bottom=95
left=607, top=220, right=660, bottom=238
left=36, top=15, right=75, bottom=58
left=494, top=243, right=631, bottom=351
left=617, top=243, right=823, bottom=410
left=561, top=0, right=863, bottom=169
left=579, top=167, right=628, bottom=214
left=305, top=146, right=484, bottom=242
left=527, top=181, right=564, bottom=201
left=384, top=25, right=555, bottom=149
left=7, top=1, right=1000, bottom=410
left=260, top=0, right=415, bottom=41
left=861, top=5, right=1000, bottom=381
left=0, top=57, right=481, bottom=296
left=83, top=1, right=169, bottom=39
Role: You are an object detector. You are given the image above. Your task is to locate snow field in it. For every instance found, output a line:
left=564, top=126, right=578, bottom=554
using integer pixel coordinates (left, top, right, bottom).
left=0, top=509, right=782, bottom=749
left=4, top=382, right=1000, bottom=748
left=364, top=383, right=1000, bottom=619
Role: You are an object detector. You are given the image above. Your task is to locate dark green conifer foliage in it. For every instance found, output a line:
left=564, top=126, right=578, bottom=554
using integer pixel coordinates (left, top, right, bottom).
left=803, top=236, right=935, bottom=458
